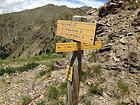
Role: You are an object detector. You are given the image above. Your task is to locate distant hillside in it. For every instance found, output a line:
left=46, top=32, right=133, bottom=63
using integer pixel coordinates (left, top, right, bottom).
left=0, top=4, right=86, bottom=59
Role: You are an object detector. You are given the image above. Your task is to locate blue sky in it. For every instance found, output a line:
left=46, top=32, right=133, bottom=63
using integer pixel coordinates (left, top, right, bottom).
left=0, top=0, right=107, bottom=14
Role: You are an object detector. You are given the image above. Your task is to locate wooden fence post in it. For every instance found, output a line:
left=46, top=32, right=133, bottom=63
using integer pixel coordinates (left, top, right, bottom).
left=66, top=16, right=87, bottom=105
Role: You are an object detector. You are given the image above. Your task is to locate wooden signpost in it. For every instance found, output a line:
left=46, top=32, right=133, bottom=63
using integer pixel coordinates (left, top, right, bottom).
left=55, top=16, right=101, bottom=105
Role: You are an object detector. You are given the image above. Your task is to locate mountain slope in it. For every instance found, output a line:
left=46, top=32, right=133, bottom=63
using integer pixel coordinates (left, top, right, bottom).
left=0, top=4, right=85, bottom=59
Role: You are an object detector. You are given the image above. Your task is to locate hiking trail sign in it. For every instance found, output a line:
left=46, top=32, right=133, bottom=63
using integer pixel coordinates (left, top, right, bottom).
left=57, top=20, right=96, bottom=44
left=55, top=16, right=102, bottom=105
left=56, top=41, right=101, bottom=52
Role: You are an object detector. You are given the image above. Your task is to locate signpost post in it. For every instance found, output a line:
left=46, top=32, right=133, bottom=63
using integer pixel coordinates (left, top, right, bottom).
left=56, top=16, right=101, bottom=105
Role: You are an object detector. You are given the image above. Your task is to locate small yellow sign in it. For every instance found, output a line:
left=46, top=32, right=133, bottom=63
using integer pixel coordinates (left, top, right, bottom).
left=56, top=41, right=101, bottom=52
left=66, top=65, right=73, bottom=82
left=56, top=20, right=96, bottom=44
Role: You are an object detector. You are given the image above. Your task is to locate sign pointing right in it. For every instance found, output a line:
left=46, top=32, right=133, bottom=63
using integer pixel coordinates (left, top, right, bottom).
left=56, top=41, right=101, bottom=52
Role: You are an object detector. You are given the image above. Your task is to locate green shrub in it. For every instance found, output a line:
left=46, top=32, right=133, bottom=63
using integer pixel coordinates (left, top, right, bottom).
left=108, top=72, right=113, bottom=78
left=36, top=101, right=45, bottom=105
left=18, top=63, right=39, bottom=72
left=35, top=70, right=46, bottom=79
left=62, top=39, right=68, bottom=43
left=0, top=54, right=62, bottom=66
left=17, top=79, right=27, bottom=84
left=116, top=102, right=128, bottom=105
left=105, top=35, right=115, bottom=44
left=51, top=101, right=64, bottom=105
left=0, top=67, right=15, bottom=76
left=129, top=52, right=137, bottom=57
left=135, top=66, right=140, bottom=71
left=47, top=61, right=55, bottom=73
left=88, top=51, right=96, bottom=63
left=0, top=63, right=39, bottom=76
left=48, top=86, right=58, bottom=100
left=98, top=77, right=106, bottom=83
left=129, top=52, right=138, bottom=62
left=21, top=96, right=32, bottom=105
left=117, top=82, right=129, bottom=95
left=0, top=78, right=6, bottom=84
left=104, top=54, right=110, bottom=61
left=39, top=50, right=43, bottom=55
left=105, top=38, right=111, bottom=44
left=129, top=0, right=136, bottom=4
left=85, top=100, right=91, bottom=105
left=80, top=70, right=87, bottom=82
left=88, top=83, right=103, bottom=96
left=90, top=65, right=102, bottom=76
left=39, top=70, right=46, bottom=77
left=59, top=82, right=67, bottom=95
left=45, top=48, right=51, bottom=54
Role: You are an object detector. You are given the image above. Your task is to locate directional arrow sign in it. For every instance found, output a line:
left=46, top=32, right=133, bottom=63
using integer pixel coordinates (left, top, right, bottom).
left=56, top=20, right=96, bottom=44
left=56, top=41, right=101, bottom=52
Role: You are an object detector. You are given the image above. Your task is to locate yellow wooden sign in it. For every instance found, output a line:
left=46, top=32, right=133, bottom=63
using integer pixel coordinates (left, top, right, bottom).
left=57, top=20, right=96, bottom=44
left=56, top=41, right=101, bottom=52
left=66, top=65, right=73, bottom=82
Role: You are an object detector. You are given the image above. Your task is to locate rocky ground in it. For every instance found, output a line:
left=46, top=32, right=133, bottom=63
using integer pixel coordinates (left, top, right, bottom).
left=0, top=0, right=140, bottom=105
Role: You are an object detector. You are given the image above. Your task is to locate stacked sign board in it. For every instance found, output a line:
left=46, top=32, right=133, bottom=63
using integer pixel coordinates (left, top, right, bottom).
left=56, top=20, right=102, bottom=81
left=57, top=20, right=96, bottom=44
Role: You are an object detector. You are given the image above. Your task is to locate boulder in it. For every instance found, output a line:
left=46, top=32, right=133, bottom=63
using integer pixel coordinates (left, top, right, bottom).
left=99, top=1, right=123, bottom=18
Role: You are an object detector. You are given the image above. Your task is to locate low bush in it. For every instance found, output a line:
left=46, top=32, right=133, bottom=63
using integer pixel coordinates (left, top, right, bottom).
left=80, top=70, right=87, bottom=82
left=59, top=82, right=67, bottom=95
left=21, top=96, right=32, bottom=105
left=85, top=100, right=92, bottom=105
left=35, top=70, right=47, bottom=79
left=89, top=65, right=102, bottom=76
left=135, top=66, right=140, bottom=71
left=88, top=83, right=104, bottom=96
left=51, top=101, right=64, bottom=105
left=88, top=51, right=96, bottom=63
left=104, top=54, right=110, bottom=61
left=116, top=102, right=128, bottom=105
left=98, top=77, right=106, bottom=84
left=36, top=101, right=45, bottom=105
left=48, top=85, right=59, bottom=100
left=117, top=82, right=129, bottom=95
left=46, top=61, right=55, bottom=73
left=0, top=63, right=39, bottom=76
left=0, top=54, right=62, bottom=66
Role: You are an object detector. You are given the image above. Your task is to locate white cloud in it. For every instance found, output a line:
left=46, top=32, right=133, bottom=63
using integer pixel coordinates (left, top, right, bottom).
left=0, top=0, right=26, bottom=8
left=0, top=9, right=3, bottom=14
left=0, top=0, right=105, bottom=14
